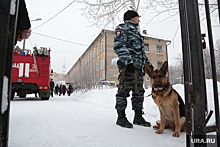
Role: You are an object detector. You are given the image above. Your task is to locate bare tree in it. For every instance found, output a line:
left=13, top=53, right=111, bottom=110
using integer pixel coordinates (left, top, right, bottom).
left=168, top=54, right=184, bottom=84
left=215, top=39, right=220, bottom=81
left=202, top=40, right=220, bottom=80
left=168, top=65, right=177, bottom=84
left=77, top=0, right=141, bottom=28
left=77, top=0, right=219, bottom=28
left=203, top=47, right=212, bottom=79
left=143, top=0, right=218, bottom=23
left=174, top=54, right=184, bottom=84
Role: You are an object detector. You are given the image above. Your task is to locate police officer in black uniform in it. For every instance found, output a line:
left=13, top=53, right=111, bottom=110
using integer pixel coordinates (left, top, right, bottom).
left=114, top=10, right=153, bottom=128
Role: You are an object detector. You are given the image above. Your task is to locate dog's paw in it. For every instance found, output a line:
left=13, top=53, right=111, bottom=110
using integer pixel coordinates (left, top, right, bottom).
left=172, top=131, right=180, bottom=137
left=153, top=125, right=159, bottom=130
left=155, top=129, right=163, bottom=134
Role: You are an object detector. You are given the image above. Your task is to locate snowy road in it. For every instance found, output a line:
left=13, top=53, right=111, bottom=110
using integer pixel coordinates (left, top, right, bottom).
left=8, top=87, right=188, bottom=147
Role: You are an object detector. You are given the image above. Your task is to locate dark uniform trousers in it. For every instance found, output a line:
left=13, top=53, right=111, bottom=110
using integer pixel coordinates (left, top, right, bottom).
left=115, top=71, right=145, bottom=110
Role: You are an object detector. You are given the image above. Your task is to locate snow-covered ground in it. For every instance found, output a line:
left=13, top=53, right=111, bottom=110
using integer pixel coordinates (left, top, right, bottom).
left=8, top=80, right=220, bottom=147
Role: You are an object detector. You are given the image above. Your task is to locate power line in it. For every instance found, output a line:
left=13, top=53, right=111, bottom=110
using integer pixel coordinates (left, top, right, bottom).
left=52, top=51, right=81, bottom=53
left=33, top=32, right=88, bottom=46
left=33, top=0, right=76, bottom=30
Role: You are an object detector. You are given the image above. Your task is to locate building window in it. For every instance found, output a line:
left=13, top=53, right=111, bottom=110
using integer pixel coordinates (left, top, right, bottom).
left=90, top=52, right=92, bottom=60
left=93, top=63, right=95, bottom=73
left=97, top=45, right=100, bottom=55
left=96, top=60, right=99, bottom=71
left=84, top=57, right=86, bottom=65
left=93, top=48, right=96, bottom=58
left=157, top=61, right=163, bottom=68
left=95, top=61, right=98, bottom=71
left=101, top=40, right=104, bottom=52
left=101, top=57, right=104, bottom=69
left=144, top=44, right=149, bottom=52
left=156, top=45, right=162, bottom=54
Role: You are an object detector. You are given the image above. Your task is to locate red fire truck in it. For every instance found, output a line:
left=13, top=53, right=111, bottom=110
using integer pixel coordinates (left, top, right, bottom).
left=11, top=47, right=52, bottom=100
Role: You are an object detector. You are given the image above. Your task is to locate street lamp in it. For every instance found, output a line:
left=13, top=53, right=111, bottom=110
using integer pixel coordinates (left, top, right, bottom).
left=22, top=18, right=42, bottom=49
left=30, top=18, right=42, bottom=22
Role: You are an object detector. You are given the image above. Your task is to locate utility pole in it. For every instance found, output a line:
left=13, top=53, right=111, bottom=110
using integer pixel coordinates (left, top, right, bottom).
left=129, top=0, right=141, bottom=11
left=130, top=0, right=136, bottom=9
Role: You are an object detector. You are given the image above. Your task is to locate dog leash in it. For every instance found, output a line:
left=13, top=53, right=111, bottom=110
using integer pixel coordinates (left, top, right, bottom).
left=145, top=93, right=152, bottom=97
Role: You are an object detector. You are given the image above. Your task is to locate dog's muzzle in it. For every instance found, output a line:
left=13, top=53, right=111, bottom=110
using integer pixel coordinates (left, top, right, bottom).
left=154, top=82, right=163, bottom=89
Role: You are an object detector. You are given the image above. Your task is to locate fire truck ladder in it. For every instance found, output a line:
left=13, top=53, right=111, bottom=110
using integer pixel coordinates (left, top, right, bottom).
left=178, top=0, right=220, bottom=147
left=41, top=62, right=50, bottom=77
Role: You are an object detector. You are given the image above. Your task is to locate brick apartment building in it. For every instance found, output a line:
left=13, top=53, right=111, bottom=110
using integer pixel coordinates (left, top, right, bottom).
left=65, top=29, right=170, bottom=88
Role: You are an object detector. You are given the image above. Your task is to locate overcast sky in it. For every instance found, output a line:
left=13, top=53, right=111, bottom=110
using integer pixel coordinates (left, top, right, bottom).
left=16, top=0, right=220, bottom=74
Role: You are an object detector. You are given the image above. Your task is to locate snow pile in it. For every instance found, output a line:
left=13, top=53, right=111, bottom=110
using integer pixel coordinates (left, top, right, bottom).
left=8, top=80, right=219, bottom=147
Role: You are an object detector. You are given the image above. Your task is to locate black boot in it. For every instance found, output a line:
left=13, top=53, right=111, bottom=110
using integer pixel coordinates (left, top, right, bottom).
left=133, top=109, right=151, bottom=127
left=116, top=110, right=133, bottom=128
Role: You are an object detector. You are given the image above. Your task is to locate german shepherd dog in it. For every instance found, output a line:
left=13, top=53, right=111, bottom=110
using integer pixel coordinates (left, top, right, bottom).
left=145, top=61, right=186, bottom=137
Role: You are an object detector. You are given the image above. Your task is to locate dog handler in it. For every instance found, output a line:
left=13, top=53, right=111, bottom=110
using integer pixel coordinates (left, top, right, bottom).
left=114, top=10, right=153, bottom=128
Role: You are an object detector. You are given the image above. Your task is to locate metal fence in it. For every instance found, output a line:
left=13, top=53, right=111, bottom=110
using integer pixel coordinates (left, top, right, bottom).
left=178, top=0, right=220, bottom=146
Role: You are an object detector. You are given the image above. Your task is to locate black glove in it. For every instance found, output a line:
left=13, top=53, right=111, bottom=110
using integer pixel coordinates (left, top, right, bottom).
left=150, top=65, right=154, bottom=69
left=125, top=64, right=134, bottom=73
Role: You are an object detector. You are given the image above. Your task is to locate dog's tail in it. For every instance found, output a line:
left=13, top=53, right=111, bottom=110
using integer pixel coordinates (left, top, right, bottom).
left=173, top=89, right=185, bottom=117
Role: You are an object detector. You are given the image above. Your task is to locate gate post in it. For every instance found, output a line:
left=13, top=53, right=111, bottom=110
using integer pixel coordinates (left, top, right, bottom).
left=0, top=0, right=19, bottom=146
left=178, top=0, right=192, bottom=146
left=178, top=0, right=207, bottom=146
left=0, top=0, right=12, bottom=147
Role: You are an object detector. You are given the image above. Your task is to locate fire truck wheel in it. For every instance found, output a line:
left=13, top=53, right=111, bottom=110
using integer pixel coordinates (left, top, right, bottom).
left=41, top=97, right=50, bottom=100
left=19, top=94, right=26, bottom=98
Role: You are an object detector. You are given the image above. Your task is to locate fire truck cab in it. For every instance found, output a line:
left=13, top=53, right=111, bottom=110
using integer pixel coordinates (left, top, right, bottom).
left=11, top=47, right=52, bottom=100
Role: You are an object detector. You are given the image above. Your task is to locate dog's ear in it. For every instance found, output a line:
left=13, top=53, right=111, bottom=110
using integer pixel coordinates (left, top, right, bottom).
left=161, top=61, right=168, bottom=73
left=144, top=64, right=153, bottom=76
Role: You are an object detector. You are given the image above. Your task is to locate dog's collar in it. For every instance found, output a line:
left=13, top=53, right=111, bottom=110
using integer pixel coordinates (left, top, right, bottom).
left=152, top=82, right=170, bottom=93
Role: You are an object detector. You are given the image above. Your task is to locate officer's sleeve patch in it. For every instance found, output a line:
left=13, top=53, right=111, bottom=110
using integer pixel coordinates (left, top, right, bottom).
left=116, top=30, right=122, bottom=37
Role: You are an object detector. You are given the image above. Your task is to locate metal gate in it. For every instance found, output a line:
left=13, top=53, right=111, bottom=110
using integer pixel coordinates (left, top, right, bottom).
left=178, top=0, right=220, bottom=146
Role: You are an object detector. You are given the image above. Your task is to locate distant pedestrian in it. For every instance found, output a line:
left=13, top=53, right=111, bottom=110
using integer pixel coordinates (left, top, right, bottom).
left=54, top=84, right=59, bottom=95
left=62, top=85, right=67, bottom=96
left=67, top=84, right=73, bottom=96
left=50, top=79, right=55, bottom=97
left=59, top=84, right=62, bottom=96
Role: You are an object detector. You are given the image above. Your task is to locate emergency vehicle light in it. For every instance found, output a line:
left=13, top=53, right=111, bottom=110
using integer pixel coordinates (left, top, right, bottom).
left=38, top=86, right=49, bottom=89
